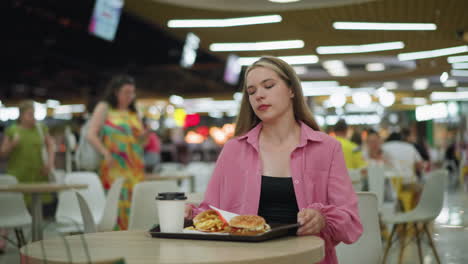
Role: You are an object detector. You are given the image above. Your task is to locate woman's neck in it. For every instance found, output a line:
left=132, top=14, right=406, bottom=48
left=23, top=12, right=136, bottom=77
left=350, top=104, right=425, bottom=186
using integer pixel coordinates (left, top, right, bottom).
left=261, top=116, right=300, bottom=145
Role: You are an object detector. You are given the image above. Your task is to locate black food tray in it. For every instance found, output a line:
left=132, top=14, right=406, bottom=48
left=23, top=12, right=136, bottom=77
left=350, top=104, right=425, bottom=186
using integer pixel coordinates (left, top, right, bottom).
left=148, top=220, right=300, bottom=242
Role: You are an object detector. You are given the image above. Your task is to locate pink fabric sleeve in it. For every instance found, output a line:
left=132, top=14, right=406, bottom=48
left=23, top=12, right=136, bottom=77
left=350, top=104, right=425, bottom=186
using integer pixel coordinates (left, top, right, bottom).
left=188, top=142, right=230, bottom=218
left=307, top=142, right=363, bottom=245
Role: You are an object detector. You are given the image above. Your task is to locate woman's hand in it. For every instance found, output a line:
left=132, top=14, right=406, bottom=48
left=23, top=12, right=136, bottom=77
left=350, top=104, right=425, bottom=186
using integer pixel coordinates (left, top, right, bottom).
left=184, top=204, right=193, bottom=219
left=41, top=163, right=52, bottom=176
left=297, top=208, right=326, bottom=236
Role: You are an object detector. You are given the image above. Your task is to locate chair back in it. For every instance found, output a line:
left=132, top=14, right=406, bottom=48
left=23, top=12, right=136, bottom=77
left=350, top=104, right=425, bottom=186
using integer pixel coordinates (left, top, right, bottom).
left=128, top=181, right=179, bottom=230
left=97, top=177, right=125, bottom=232
left=348, top=169, right=362, bottom=191
left=412, top=169, right=447, bottom=221
left=76, top=191, right=97, bottom=233
left=186, top=192, right=204, bottom=206
left=367, top=165, right=385, bottom=210
left=0, top=175, right=32, bottom=228
left=55, top=172, right=105, bottom=231
left=336, top=192, right=382, bottom=264
left=185, top=162, right=215, bottom=193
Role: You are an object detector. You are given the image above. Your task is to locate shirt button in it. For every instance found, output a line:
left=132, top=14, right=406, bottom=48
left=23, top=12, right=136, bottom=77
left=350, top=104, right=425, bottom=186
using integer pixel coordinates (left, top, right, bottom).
left=294, top=180, right=300, bottom=184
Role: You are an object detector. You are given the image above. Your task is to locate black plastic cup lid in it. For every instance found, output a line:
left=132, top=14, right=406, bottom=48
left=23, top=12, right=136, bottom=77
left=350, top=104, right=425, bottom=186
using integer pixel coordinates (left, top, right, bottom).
left=156, top=192, right=187, bottom=200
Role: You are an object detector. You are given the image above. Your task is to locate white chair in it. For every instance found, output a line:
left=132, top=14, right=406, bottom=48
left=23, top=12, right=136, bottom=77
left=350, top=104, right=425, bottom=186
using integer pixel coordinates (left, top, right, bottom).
left=348, top=169, right=362, bottom=191
left=75, top=177, right=125, bottom=233
left=336, top=192, right=382, bottom=264
left=185, top=162, right=215, bottom=193
left=159, top=162, right=184, bottom=176
left=55, top=172, right=106, bottom=233
left=382, top=169, right=447, bottom=264
left=186, top=192, right=204, bottom=206
left=0, top=175, right=32, bottom=247
left=367, top=165, right=385, bottom=210
left=128, top=181, right=179, bottom=230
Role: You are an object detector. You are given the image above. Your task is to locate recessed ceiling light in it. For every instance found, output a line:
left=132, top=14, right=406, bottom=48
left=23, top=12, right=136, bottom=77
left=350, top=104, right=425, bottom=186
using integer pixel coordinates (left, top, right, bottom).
left=383, top=81, right=398, bottom=90
left=302, top=86, right=350, bottom=97
left=333, top=22, right=437, bottom=31
left=322, top=60, right=349, bottom=77
left=451, top=69, right=468, bottom=77
left=398, top=45, right=468, bottom=61
left=447, top=55, right=468, bottom=63
left=237, top=55, right=318, bottom=66
left=167, top=15, right=282, bottom=28
left=269, top=0, right=301, bottom=3
left=452, top=63, right=468, bottom=69
left=401, top=97, right=427, bottom=105
left=431, top=91, right=468, bottom=101
left=293, top=66, right=307, bottom=75
left=366, top=63, right=385, bottom=72
left=316, top=41, right=404, bottom=54
left=440, top=72, right=449, bottom=83
left=443, top=79, right=458, bottom=87
left=413, top=78, right=429, bottom=90
left=210, top=40, right=304, bottom=52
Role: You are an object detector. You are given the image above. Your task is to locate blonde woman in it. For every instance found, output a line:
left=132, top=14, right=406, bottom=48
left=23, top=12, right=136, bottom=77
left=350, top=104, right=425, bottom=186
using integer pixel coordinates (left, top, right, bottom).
left=0, top=100, right=55, bottom=185
left=0, top=100, right=56, bottom=252
left=185, top=56, right=362, bottom=264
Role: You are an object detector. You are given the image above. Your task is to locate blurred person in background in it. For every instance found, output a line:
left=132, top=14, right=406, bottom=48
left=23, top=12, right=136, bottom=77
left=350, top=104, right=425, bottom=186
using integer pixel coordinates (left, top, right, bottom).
left=333, top=119, right=367, bottom=170
left=185, top=56, right=362, bottom=264
left=382, top=130, right=423, bottom=211
left=402, top=128, right=430, bottom=177
left=142, top=118, right=161, bottom=173
left=87, top=74, right=146, bottom=230
left=363, top=129, right=387, bottom=166
left=0, top=100, right=56, bottom=252
left=0, top=100, right=55, bottom=192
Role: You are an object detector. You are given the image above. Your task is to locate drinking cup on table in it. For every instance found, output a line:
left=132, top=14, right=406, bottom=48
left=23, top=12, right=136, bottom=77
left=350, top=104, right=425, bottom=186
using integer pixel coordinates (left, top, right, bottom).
left=156, top=192, right=187, bottom=233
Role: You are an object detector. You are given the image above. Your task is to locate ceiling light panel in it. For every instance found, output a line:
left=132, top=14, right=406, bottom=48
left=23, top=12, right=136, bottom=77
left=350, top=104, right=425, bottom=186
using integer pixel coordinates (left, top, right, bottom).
left=322, top=60, right=349, bottom=77
left=210, top=40, right=304, bottom=52
left=366, top=63, right=385, bottom=72
left=333, top=22, right=437, bottom=31
left=398, top=45, right=468, bottom=61
left=451, top=69, right=468, bottom=77
left=316, top=41, right=404, bottom=54
left=269, top=0, right=301, bottom=3
left=237, top=55, right=318, bottom=66
left=452, top=63, right=468, bottom=69
left=448, top=55, right=468, bottom=63
left=167, top=15, right=282, bottom=28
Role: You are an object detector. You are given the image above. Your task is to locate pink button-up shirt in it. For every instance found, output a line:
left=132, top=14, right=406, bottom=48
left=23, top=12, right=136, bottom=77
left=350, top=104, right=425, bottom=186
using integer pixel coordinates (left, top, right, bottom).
left=192, top=122, right=362, bottom=264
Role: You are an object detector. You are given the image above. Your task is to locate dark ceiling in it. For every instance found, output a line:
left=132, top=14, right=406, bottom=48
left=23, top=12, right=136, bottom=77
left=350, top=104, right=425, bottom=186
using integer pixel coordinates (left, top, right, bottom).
left=2, top=0, right=232, bottom=108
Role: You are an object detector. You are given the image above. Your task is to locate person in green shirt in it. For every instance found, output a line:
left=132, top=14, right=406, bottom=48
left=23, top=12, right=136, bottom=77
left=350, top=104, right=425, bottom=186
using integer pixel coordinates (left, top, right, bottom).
left=0, top=100, right=55, bottom=191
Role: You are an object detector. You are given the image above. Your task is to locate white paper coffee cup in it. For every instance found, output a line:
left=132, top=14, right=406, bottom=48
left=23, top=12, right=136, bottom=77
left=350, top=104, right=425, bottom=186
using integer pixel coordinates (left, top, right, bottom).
left=156, top=192, right=187, bottom=233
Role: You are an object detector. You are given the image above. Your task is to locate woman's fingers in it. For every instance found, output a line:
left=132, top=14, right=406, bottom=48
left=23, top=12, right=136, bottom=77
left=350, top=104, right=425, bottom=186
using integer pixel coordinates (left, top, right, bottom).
left=297, top=209, right=325, bottom=235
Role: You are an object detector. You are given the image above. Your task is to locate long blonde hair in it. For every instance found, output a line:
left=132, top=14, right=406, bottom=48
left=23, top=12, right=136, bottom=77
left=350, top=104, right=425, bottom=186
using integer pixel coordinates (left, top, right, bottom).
left=234, top=56, right=319, bottom=136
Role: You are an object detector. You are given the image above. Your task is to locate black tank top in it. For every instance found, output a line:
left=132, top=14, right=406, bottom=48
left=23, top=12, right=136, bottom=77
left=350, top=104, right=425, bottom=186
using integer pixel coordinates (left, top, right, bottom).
left=257, top=176, right=299, bottom=225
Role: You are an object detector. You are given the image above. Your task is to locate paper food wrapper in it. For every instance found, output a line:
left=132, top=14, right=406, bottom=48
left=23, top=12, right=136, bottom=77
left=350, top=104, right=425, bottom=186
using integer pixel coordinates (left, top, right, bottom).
left=182, top=205, right=238, bottom=235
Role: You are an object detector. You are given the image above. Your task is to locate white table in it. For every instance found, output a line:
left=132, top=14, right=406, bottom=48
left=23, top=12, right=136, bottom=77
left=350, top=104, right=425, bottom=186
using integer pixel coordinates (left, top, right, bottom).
left=0, top=183, right=87, bottom=241
left=21, top=230, right=325, bottom=264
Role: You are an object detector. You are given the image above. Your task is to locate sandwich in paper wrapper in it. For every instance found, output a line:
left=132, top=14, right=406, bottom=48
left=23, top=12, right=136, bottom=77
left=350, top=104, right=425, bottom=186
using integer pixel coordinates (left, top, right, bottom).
left=185, top=205, right=271, bottom=236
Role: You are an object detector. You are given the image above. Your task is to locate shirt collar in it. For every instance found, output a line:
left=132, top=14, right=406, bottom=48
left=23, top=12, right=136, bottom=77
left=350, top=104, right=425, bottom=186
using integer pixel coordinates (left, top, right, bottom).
left=237, top=121, right=323, bottom=150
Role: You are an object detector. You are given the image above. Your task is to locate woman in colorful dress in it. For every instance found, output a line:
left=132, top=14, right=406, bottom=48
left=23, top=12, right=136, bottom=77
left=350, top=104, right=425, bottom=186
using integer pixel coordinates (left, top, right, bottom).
left=87, top=75, right=146, bottom=230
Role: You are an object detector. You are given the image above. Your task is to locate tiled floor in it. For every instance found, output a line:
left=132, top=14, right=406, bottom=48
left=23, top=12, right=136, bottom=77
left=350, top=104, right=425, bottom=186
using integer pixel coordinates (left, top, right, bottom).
left=2, top=182, right=467, bottom=264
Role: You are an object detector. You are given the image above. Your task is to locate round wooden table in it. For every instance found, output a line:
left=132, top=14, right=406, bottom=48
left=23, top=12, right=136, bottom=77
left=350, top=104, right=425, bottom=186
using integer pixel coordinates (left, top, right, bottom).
left=21, top=231, right=325, bottom=264
left=0, top=183, right=87, bottom=242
